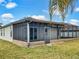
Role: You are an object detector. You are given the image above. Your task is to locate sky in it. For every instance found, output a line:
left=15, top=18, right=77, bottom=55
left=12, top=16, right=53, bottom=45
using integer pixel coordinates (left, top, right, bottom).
left=0, top=0, right=79, bottom=25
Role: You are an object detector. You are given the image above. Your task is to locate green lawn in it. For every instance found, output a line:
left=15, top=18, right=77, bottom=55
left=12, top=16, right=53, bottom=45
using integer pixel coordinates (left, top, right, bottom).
left=0, top=39, right=79, bottom=59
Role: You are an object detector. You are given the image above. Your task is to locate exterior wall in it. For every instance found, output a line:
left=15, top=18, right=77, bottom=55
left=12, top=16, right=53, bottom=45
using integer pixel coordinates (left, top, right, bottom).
left=0, top=25, right=13, bottom=41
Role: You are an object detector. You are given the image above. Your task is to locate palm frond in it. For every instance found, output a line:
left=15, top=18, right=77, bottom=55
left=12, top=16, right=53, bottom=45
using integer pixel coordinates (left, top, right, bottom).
left=49, top=0, right=57, bottom=21
left=49, top=0, right=77, bottom=22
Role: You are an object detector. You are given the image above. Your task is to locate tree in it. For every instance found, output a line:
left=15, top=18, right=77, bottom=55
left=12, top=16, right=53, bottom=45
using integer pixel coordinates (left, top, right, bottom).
left=49, top=0, right=77, bottom=38
left=49, top=0, right=76, bottom=22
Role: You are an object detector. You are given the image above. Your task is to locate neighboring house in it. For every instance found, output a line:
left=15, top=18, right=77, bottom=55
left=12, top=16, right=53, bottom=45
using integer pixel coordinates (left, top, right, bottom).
left=0, top=17, right=79, bottom=43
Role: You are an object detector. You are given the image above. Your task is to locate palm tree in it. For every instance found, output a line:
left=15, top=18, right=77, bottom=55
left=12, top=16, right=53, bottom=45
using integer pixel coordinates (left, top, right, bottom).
left=49, top=0, right=77, bottom=38
left=49, top=0, right=76, bottom=22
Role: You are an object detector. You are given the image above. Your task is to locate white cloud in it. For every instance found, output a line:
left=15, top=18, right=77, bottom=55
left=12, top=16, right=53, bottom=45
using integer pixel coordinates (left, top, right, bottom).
left=31, top=15, right=46, bottom=20
left=1, top=13, right=16, bottom=24
left=69, top=19, right=79, bottom=25
left=74, top=7, right=79, bottom=12
left=1, top=13, right=14, bottom=20
left=0, top=0, right=4, bottom=3
left=5, top=2, right=17, bottom=9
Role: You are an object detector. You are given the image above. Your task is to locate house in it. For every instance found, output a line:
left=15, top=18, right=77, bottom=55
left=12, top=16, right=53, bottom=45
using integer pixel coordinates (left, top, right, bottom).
left=0, top=17, right=79, bottom=44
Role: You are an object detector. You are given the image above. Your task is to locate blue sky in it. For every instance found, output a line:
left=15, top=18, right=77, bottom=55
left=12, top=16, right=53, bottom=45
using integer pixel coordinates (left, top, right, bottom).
left=0, top=0, right=79, bottom=25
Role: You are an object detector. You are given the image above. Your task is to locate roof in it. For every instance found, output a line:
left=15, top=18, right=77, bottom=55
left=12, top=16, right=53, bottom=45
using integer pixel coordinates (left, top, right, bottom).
left=1, top=17, right=78, bottom=28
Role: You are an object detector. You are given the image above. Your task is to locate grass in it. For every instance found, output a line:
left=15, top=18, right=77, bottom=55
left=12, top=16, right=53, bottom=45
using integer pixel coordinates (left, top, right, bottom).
left=0, top=39, right=79, bottom=59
